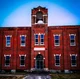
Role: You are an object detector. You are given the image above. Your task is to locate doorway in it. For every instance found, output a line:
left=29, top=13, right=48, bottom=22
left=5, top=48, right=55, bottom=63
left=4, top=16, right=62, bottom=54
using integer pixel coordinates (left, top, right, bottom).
left=35, top=54, right=44, bottom=69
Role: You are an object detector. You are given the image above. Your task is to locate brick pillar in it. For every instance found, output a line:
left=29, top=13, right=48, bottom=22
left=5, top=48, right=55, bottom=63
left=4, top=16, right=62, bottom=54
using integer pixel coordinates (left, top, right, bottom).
left=63, top=28, right=69, bottom=72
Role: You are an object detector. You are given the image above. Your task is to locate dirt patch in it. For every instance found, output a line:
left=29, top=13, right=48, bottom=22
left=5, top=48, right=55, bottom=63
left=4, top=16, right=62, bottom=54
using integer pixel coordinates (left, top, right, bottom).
left=0, top=75, right=24, bottom=79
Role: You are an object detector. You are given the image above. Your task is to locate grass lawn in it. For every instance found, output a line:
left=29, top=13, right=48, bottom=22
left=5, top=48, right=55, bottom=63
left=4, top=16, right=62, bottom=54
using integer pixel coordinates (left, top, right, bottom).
left=50, top=73, right=80, bottom=79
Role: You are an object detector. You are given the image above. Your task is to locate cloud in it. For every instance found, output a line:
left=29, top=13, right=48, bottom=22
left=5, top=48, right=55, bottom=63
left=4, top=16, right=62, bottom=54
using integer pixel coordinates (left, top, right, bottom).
left=2, top=2, right=78, bottom=27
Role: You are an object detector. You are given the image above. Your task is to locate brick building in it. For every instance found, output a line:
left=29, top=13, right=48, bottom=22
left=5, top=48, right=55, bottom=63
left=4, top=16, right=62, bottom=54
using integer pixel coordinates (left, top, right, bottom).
left=0, top=6, right=80, bottom=73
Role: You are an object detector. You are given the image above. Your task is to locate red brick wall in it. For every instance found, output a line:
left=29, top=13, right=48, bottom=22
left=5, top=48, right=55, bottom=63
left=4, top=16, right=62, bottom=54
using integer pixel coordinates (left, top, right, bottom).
left=31, top=24, right=48, bottom=69
left=48, top=26, right=80, bottom=71
left=0, top=26, right=80, bottom=71
left=0, top=27, right=31, bottom=70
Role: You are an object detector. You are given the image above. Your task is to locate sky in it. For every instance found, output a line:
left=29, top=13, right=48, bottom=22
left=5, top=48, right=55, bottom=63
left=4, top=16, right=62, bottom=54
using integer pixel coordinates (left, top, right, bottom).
left=0, top=0, right=80, bottom=27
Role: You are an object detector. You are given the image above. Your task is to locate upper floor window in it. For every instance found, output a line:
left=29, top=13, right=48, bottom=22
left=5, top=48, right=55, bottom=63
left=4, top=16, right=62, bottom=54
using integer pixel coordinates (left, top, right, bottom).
left=20, top=35, right=26, bottom=47
left=54, top=34, right=60, bottom=46
left=40, top=34, right=44, bottom=45
left=54, top=54, right=61, bottom=66
left=34, top=34, right=39, bottom=45
left=4, top=55, right=11, bottom=66
left=20, top=55, right=26, bottom=66
left=5, top=35, right=12, bottom=47
left=70, top=54, right=77, bottom=66
left=69, top=34, right=76, bottom=46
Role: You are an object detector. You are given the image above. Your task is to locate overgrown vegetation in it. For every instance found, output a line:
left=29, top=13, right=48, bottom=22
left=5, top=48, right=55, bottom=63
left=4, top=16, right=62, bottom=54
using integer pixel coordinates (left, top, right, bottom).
left=51, top=73, right=80, bottom=79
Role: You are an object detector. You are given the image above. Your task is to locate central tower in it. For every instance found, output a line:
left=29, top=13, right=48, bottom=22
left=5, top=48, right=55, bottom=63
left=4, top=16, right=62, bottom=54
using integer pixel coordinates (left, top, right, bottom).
left=31, top=6, right=48, bottom=70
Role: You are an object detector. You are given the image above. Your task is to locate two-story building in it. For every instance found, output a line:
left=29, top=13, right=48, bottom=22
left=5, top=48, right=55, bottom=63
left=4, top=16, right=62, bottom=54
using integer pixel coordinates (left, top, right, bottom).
left=0, top=6, right=80, bottom=73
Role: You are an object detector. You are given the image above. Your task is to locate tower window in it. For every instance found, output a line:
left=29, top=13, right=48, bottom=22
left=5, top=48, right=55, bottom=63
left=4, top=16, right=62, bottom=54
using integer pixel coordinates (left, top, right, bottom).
left=34, top=34, right=39, bottom=45
left=54, top=34, right=60, bottom=46
left=20, top=35, right=26, bottom=47
left=40, top=34, right=44, bottom=45
left=6, top=35, right=12, bottom=47
left=36, top=11, right=43, bottom=23
left=55, top=55, right=60, bottom=66
left=70, top=34, right=76, bottom=46
left=5, top=55, right=10, bottom=66
left=20, top=56, right=25, bottom=66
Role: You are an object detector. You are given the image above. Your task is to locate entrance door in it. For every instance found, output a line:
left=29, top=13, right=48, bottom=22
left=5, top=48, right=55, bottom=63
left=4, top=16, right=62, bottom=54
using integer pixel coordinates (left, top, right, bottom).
left=35, top=54, right=44, bottom=69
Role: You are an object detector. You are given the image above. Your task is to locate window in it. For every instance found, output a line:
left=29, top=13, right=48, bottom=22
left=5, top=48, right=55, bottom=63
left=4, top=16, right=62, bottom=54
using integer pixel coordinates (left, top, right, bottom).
left=34, top=34, right=39, bottom=45
left=5, top=55, right=10, bottom=66
left=54, top=35, right=60, bottom=46
left=70, top=34, right=76, bottom=46
left=55, top=55, right=60, bottom=66
left=20, top=56, right=25, bottom=66
left=40, top=34, right=44, bottom=45
left=71, top=55, right=77, bottom=66
left=6, top=35, right=11, bottom=47
left=20, top=35, right=26, bottom=46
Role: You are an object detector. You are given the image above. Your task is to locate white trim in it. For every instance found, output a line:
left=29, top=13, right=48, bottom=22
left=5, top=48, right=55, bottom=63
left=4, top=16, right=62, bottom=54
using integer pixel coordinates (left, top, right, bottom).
left=69, top=34, right=76, bottom=46
left=20, top=55, right=26, bottom=67
left=53, top=34, right=61, bottom=36
left=32, top=15, right=36, bottom=17
left=4, top=55, right=11, bottom=67
left=69, top=34, right=76, bottom=36
left=5, top=35, right=12, bottom=37
left=20, top=35, right=26, bottom=47
left=43, top=15, right=47, bottom=16
left=5, top=35, right=12, bottom=47
left=20, top=65, right=25, bottom=67
left=34, top=47, right=45, bottom=51
left=20, top=35, right=26, bottom=37
left=39, top=9, right=40, bottom=11
left=39, top=33, right=40, bottom=35
left=34, top=34, right=39, bottom=45
left=54, top=54, right=61, bottom=56
left=38, top=52, right=41, bottom=54
left=70, top=54, right=77, bottom=56
left=54, top=34, right=60, bottom=46
left=4, top=54, right=11, bottom=57
left=54, top=54, right=60, bottom=66
left=19, top=54, right=26, bottom=57
left=40, top=34, right=45, bottom=45
left=70, top=54, right=77, bottom=67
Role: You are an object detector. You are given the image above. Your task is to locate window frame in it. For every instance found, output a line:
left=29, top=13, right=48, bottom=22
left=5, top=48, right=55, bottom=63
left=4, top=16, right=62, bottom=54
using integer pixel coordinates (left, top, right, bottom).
left=19, top=55, right=26, bottom=67
left=69, top=34, right=76, bottom=46
left=70, top=54, right=77, bottom=67
left=34, top=34, right=39, bottom=45
left=4, top=55, right=11, bottom=67
left=5, top=35, right=12, bottom=47
left=40, top=34, right=44, bottom=45
left=20, top=35, right=26, bottom=47
left=54, top=34, right=60, bottom=46
left=54, top=54, right=61, bottom=66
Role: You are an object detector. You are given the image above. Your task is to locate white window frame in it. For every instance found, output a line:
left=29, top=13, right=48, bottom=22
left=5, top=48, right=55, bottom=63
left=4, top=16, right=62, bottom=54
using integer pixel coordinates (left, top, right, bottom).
left=70, top=54, right=77, bottom=67
left=40, top=33, right=45, bottom=45
left=34, top=34, right=39, bottom=45
left=5, top=35, right=12, bottom=47
left=54, top=54, right=61, bottom=66
left=4, top=55, right=11, bottom=67
left=20, top=35, right=26, bottom=47
left=69, top=34, right=76, bottom=46
left=19, top=55, right=26, bottom=67
left=54, top=34, right=60, bottom=46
